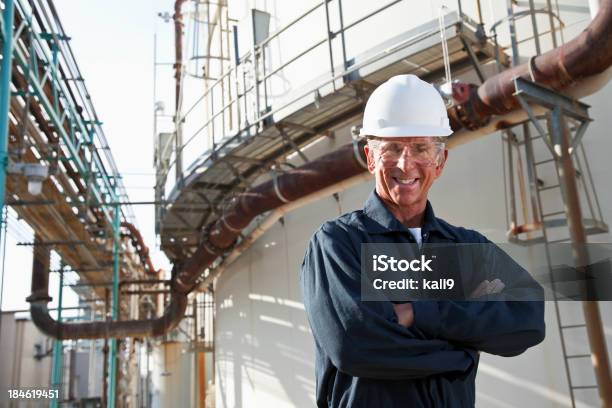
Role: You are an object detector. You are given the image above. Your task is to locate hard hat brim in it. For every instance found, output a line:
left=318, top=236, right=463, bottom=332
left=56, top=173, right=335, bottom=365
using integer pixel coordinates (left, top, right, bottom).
left=359, top=124, right=453, bottom=137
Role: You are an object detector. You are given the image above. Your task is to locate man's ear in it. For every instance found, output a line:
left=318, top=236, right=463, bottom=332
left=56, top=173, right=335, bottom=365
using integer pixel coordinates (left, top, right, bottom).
left=434, top=149, right=448, bottom=178
left=364, top=144, right=376, bottom=174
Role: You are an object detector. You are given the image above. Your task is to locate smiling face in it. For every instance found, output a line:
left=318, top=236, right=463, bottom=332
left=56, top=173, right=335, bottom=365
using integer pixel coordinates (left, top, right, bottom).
left=364, top=136, right=448, bottom=223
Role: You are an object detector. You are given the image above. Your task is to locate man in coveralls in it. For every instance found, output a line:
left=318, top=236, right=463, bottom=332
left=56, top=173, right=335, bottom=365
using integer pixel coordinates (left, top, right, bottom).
left=300, top=75, right=545, bottom=407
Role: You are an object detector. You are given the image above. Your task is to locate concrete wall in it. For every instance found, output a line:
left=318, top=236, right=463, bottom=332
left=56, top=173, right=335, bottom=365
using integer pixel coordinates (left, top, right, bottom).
left=212, top=1, right=612, bottom=407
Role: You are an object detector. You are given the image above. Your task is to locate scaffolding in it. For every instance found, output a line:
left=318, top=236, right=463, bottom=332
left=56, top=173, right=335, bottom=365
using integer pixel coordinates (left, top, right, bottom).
left=0, top=0, right=154, bottom=405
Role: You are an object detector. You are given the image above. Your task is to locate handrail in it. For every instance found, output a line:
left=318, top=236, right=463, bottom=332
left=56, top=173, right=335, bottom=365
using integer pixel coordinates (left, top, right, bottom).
left=258, top=1, right=325, bottom=49
left=489, top=8, right=564, bottom=34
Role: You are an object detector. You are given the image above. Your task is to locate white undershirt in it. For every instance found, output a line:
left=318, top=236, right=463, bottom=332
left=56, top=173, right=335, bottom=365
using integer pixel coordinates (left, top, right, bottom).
left=407, top=227, right=423, bottom=248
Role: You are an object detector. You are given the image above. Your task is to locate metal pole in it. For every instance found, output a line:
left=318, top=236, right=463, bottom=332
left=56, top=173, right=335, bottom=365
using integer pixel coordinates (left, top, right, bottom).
left=107, top=202, right=121, bottom=408
left=50, top=262, right=64, bottom=408
left=551, top=108, right=612, bottom=406
left=0, top=206, right=7, bottom=336
left=324, top=0, right=336, bottom=91
left=0, top=0, right=14, bottom=237
left=102, top=289, right=109, bottom=407
left=505, top=0, right=520, bottom=67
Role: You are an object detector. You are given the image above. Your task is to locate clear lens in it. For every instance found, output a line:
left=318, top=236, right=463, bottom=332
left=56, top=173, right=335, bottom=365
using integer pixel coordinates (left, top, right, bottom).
left=375, top=141, right=445, bottom=167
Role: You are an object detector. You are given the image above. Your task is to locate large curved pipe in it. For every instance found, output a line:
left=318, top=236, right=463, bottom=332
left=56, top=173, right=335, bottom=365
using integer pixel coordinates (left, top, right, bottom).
left=121, top=222, right=160, bottom=276
left=27, top=235, right=187, bottom=340
left=173, top=141, right=369, bottom=292
left=448, top=0, right=612, bottom=130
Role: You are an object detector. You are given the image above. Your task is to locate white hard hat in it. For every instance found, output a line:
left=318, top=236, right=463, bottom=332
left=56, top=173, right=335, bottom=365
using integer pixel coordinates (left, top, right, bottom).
left=360, top=74, right=452, bottom=137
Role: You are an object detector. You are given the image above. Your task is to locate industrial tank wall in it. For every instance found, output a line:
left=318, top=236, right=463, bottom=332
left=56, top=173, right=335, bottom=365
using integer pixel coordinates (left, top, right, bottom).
left=150, top=341, right=196, bottom=408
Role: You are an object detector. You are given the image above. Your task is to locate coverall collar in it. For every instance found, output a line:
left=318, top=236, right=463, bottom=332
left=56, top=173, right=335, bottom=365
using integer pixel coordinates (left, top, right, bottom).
left=362, top=190, right=455, bottom=240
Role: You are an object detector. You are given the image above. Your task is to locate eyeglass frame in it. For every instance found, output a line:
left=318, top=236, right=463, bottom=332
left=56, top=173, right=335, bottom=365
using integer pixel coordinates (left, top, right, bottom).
left=366, top=137, right=447, bottom=167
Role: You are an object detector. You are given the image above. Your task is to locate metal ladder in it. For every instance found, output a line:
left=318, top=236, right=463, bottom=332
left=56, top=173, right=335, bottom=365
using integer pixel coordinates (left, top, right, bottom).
left=507, top=78, right=609, bottom=407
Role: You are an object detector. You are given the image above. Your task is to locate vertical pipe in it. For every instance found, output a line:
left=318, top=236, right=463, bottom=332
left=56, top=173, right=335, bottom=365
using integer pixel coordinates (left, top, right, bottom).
left=198, top=352, right=206, bottom=408
left=107, top=203, right=121, bottom=408
left=174, top=0, right=186, bottom=182
left=551, top=108, right=612, bottom=405
left=0, top=0, right=14, bottom=236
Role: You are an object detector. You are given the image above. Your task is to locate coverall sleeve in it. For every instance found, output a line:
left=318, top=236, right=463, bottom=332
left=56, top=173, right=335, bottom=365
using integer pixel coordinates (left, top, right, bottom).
left=412, top=237, right=546, bottom=357
left=300, top=223, right=477, bottom=380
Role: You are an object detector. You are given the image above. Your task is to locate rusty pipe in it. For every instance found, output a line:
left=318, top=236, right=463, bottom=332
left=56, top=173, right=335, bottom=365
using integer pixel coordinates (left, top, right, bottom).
left=173, top=141, right=369, bottom=292
left=27, top=233, right=187, bottom=340
left=121, top=222, right=160, bottom=275
left=174, top=0, right=187, bottom=109
left=448, top=0, right=612, bottom=129
left=28, top=292, right=187, bottom=340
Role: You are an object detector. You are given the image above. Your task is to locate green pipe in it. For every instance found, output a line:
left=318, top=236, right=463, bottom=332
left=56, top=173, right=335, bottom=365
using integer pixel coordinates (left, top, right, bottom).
left=50, top=265, right=65, bottom=408
left=0, top=0, right=14, bottom=238
left=107, top=201, right=120, bottom=408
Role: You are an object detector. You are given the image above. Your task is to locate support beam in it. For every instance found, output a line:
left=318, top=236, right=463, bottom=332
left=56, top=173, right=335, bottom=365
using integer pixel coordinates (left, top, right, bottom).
left=0, top=0, right=15, bottom=243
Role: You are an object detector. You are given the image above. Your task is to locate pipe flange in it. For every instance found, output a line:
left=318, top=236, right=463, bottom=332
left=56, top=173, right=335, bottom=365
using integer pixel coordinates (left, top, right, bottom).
left=26, top=293, right=53, bottom=303
left=527, top=56, right=537, bottom=82
left=221, top=216, right=243, bottom=233
left=271, top=168, right=291, bottom=203
left=350, top=126, right=368, bottom=169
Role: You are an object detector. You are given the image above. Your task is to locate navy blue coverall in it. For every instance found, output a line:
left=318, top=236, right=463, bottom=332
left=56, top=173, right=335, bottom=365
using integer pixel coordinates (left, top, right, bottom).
left=300, top=191, right=545, bottom=407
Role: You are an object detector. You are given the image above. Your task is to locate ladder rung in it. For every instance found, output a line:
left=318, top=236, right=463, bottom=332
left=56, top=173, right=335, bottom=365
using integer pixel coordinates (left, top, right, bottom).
left=561, top=323, right=587, bottom=329
left=538, top=184, right=561, bottom=191
left=534, top=158, right=555, bottom=166
left=566, top=354, right=591, bottom=359
left=542, top=210, right=565, bottom=218
left=548, top=238, right=570, bottom=244
left=571, top=385, right=598, bottom=390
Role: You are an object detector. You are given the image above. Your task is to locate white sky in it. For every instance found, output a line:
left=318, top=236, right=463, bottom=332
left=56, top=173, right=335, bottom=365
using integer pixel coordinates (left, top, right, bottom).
left=1, top=0, right=179, bottom=311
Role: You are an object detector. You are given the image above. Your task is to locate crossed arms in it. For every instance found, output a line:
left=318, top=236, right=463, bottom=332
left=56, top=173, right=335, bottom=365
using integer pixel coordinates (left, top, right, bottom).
left=300, top=223, right=545, bottom=380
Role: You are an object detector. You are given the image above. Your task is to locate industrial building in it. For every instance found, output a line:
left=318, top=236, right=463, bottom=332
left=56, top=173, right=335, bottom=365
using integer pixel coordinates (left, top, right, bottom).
left=0, top=0, right=611, bottom=407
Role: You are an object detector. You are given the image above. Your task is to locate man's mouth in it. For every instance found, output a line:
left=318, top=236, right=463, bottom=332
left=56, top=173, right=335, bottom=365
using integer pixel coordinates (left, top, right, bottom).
left=393, top=176, right=419, bottom=186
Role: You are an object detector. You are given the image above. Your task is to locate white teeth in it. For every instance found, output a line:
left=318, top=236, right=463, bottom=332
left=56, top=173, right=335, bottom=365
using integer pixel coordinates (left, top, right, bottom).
left=396, top=178, right=417, bottom=185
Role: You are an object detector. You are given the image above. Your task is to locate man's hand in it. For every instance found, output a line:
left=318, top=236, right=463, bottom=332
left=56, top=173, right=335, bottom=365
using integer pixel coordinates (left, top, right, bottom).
left=470, top=278, right=505, bottom=299
left=392, top=302, right=414, bottom=327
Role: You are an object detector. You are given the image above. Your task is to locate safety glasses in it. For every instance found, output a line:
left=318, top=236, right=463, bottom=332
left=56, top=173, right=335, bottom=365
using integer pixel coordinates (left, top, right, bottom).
left=374, top=141, right=446, bottom=167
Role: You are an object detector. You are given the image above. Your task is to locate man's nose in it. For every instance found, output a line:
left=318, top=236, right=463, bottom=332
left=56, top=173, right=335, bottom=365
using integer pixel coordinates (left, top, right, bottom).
left=395, top=149, right=417, bottom=171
